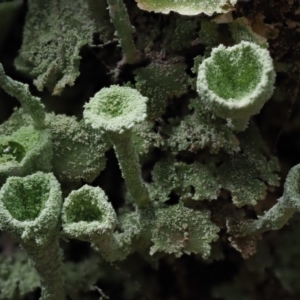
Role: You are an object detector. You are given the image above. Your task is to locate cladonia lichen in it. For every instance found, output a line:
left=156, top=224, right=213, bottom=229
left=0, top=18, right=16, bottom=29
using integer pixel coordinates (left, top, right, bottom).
left=0, top=1, right=297, bottom=299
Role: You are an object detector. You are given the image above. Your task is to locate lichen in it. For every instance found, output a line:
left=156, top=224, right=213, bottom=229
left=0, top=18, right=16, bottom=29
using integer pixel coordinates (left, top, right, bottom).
left=134, top=60, right=190, bottom=119
left=150, top=204, right=219, bottom=257
left=15, top=0, right=113, bottom=94
left=134, top=0, right=237, bottom=16
left=0, top=1, right=298, bottom=299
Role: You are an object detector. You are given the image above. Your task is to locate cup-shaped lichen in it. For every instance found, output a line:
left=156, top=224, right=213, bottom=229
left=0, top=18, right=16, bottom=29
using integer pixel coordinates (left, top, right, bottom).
left=62, top=185, right=117, bottom=241
left=135, top=0, right=237, bottom=16
left=83, top=85, right=147, bottom=134
left=0, top=172, right=64, bottom=300
left=196, top=41, right=275, bottom=130
left=62, top=185, right=139, bottom=262
left=1, top=176, right=50, bottom=222
left=83, top=85, right=151, bottom=208
left=0, top=126, right=52, bottom=185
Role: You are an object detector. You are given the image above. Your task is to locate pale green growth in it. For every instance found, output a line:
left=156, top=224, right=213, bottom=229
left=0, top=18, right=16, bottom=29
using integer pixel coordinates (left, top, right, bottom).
left=15, top=0, right=113, bottom=94
left=1, top=252, right=108, bottom=300
left=150, top=204, right=219, bottom=258
left=218, top=155, right=271, bottom=207
left=229, top=17, right=268, bottom=48
left=84, top=85, right=147, bottom=134
left=84, top=85, right=152, bottom=208
left=62, top=185, right=117, bottom=241
left=153, top=125, right=279, bottom=207
left=0, top=126, right=52, bottom=185
left=176, top=161, right=219, bottom=201
left=217, top=125, right=279, bottom=207
left=135, top=61, right=190, bottom=119
left=0, top=252, right=40, bottom=300
left=149, top=157, right=178, bottom=202
left=62, top=185, right=138, bottom=262
left=48, top=114, right=109, bottom=184
left=132, top=121, right=164, bottom=157
left=150, top=156, right=219, bottom=202
left=0, top=172, right=64, bottom=300
left=99, top=210, right=141, bottom=262
left=0, top=109, right=108, bottom=185
left=135, top=0, right=237, bottom=16
left=106, top=0, right=140, bottom=64
left=196, top=41, right=275, bottom=131
left=0, top=0, right=22, bottom=51
left=228, top=163, right=300, bottom=237
left=0, top=63, right=45, bottom=128
left=165, top=108, right=240, bottom=154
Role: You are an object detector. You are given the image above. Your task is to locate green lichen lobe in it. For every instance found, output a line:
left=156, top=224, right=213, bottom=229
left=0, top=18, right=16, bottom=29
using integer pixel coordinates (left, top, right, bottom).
left=151, top=204, right=219, bottom=258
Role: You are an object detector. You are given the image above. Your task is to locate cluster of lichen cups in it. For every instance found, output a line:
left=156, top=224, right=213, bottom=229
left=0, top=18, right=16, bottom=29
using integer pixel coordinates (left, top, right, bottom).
left=0, top=38, right=295, bottom=300
left=0, top=85, right=155, bottom=299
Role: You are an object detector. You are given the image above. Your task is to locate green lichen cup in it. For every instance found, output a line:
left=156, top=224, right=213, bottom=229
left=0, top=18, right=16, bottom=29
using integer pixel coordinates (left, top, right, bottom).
left=196, top=41, right=275, bottom=130
left=62, top=185, right=117, bottom=242
left=0, top=172, right=64, bottom=300
left=135, top=0, right=237, bottom=16
left=0, top=126, right=52, bottom=185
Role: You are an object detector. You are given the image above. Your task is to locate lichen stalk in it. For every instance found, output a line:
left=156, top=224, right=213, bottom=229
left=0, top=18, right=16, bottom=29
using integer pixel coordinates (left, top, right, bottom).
left=106, top=0, right=140, bottom=64
left=110, top=130, right=151, bottom=208
left=0, top=63, right=45, bottom=128
left=23, top=233, right=64, bottom=300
